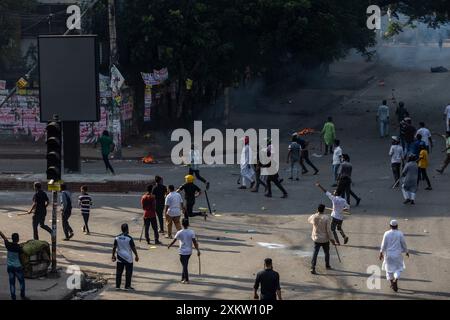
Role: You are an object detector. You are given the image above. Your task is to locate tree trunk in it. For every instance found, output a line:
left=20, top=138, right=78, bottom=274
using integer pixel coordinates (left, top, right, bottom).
left=223, top=86, right=230, bottom=125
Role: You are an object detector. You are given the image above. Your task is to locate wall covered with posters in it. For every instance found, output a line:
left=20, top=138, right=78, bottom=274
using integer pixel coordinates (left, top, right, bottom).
left=0, top=89, right=46, bottom=141
left=0, top=75, right=135, bottom=144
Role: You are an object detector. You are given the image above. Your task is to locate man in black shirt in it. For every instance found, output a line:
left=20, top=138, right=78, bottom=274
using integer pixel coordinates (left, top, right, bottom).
left=27, top=182, right=52, bottom=240
left=152, top=176, right=167, bottom=233
left=177, top=175, right=204, bottom=221
left=336, top=154, right=361, bottom=206
left=295, top=135, right=319, bottom=175
left=253, top=258, right=282, bottom=301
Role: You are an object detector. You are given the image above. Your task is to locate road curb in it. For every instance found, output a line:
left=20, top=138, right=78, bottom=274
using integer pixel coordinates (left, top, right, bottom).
left=0, top=178, right=153, bottom=193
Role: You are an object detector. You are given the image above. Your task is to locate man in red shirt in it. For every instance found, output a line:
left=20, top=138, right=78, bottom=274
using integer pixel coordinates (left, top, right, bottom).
left=141, top=185, right=161, bottom=245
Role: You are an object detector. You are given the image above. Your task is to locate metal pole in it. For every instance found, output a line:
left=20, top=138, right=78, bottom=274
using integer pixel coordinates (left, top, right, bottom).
left=108, top=0, right=122, bottom=159
left=51, top=190, right=58, bottom=272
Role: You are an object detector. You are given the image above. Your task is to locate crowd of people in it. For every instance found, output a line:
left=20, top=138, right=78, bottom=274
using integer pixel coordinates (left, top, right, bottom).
left=1, top=99, right=449, bottom=301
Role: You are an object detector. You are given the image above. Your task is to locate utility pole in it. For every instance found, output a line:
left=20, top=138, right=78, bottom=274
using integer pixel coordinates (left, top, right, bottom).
left=108, top=0, right=122, bottom=158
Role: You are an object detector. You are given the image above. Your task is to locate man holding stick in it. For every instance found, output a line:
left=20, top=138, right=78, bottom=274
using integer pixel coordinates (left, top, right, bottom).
left=308, top=204, right=336, bottom=274
left=27, top=182, right=52, bottom=240
left=168, top=218, right=200, bottom=284
left=316, top=183, right=350, bottom=245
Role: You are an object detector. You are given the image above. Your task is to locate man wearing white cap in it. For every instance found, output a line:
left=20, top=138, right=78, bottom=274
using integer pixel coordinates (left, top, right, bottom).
left=239, top=136, right=255, bottom=189
left=389, top=136, right=404, bottom=185
left=379, top=220, right=409, bottom=292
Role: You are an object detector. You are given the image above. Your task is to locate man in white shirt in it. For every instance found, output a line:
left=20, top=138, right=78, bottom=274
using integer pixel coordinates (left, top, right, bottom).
left=389, top=136, right=404, bottom=185
left=444, top=104, right=450, bottom=132
left=416, top=122, right=433, bottom=152
left=316, top=183, right=350, bottom=245
left=168, top=218, right=200, bottom=284
left=239, top=136, right=255, bottom=189
left=332, top=140, right=343, bottom=187
left=188, top=144, right=210, bottom=190
left=164, top=185, right=183, bottom=239
left=377, top=100, right=390, bottom=138
left=379, top=220, right=409, bottom=292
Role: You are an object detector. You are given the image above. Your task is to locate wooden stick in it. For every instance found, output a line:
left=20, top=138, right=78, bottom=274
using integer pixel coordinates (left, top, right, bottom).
left=325, top=207, right=351, bottom=215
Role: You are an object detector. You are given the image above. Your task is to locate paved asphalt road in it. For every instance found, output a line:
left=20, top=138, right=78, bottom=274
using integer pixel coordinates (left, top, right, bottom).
left=1, top=47, right=449, bottom=300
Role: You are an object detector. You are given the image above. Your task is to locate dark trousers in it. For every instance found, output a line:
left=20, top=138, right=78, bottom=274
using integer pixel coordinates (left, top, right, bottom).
left=300, top=150, right=318, bottom=173
left=331, top=218, right=346, bottom=244
left=180, top=254, right=191, bottom=281
left=62, top=210, right=73, bottom=238
left=266, top=174, right=287, bottom=196
left=337, top=176, right=360, bottom=205
left=391, top=162, right=401, bottom=183
left=144, top=217, right=159, bottom=243
left=102, top=153, right=115, bottom=174
left=253, top=167, right=267, bottom=191
left=156, top=205, right=165, bottom=232
left=189, top=168, right=206, bottom=184
left=184, top=202, right=204, bottom=223
left=311, top=242, right=330, bottom=269
left=7, top=266, right=25, bottom=300
left=116, top=261, right=133, bottom=288
left=32, top=214, right=52, bottom=240
left=439, top=154, right=450, bottom=172
left=324, top=144, right=333, bottom=154
left=82, top=213, right=90, bottom=233
left=418, top=168, right=431, bottom=188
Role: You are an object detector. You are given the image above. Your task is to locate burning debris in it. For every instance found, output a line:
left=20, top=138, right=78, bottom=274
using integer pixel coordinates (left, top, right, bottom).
left=142, top=154, right=155, bottom=164
left=297, top=128, right=316, bottom=136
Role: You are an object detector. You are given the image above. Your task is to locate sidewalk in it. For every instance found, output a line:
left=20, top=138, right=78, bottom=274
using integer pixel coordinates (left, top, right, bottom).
left=0, top=247, right=74, bottom=300
left=0, top=173, right=154, bottom=192
left=0, top=142, right=157, bottom=160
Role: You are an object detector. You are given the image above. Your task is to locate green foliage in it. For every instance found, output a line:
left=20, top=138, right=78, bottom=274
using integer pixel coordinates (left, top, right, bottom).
left=0, top=0, right=37, bottom=73
left=118, top=0, right=376, bottom=86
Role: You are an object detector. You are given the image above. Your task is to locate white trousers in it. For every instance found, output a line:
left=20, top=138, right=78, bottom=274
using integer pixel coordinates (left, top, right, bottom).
left=242, top=176, right=253, bottom=187
left=386, top=271, right=402, bottom=281
left=402, top=188, right=416, bottom=200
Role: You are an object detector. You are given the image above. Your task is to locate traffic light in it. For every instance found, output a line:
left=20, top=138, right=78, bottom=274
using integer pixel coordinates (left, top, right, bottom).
left=46, top=119, right=62, bottom=181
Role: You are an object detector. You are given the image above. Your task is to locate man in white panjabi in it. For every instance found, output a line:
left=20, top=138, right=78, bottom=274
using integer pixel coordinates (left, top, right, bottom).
left=379, top=220, right=409, bottom=292
left=239, top=136, right=255, bottom=189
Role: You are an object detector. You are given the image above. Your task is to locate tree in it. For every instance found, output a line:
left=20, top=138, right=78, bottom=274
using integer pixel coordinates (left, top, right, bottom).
left=0, top=0, right=36, bottom=74
left=114, top=0, right=380, bottom=125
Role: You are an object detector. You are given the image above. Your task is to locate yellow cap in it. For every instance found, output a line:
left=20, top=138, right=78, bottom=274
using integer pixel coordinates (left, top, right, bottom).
left=185, top=175, right=195, bottom=183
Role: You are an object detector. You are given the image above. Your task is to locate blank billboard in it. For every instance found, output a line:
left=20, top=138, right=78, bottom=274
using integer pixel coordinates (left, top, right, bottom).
left=38, top=35, right=99, bottom=122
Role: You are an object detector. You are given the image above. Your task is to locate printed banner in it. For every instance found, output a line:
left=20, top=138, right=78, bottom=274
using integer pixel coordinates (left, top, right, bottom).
left=111, top=65, right=125, bottom=94
left=144, top=85, right=152, bottom=122
left=141, top=72, right=160, bottom=86
left=153, top=68, right=169, bottom=82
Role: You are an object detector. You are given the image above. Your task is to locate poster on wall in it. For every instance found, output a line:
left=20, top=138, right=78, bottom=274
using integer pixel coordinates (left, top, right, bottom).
left=0, top=80, right=6, bottom=90
left=0, top=90, right=46, bottom=141
left=144, top=85, right=152, bottom=122
left=121, top=102, right=133, bottom=121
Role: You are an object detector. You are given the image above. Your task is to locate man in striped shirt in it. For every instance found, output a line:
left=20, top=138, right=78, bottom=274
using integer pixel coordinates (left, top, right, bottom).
left=78, top=185, right=93, bottom=235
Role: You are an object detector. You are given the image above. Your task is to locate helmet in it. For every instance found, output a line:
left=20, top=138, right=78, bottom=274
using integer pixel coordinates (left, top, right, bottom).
left=185, top=175, right=195, bottom=183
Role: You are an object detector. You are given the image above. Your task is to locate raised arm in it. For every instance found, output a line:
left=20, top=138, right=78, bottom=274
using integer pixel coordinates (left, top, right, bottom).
left=315, top=183, right=327, bottom=193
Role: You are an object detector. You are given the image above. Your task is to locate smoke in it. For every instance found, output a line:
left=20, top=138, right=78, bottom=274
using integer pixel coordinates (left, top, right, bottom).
left=374, top=14, right=450, bottom=71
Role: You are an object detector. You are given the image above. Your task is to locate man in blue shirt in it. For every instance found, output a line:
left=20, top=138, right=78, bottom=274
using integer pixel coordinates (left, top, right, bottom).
left=0, top=230, right=28, bottom=300
left=409, top=134, right=426, bottom=158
